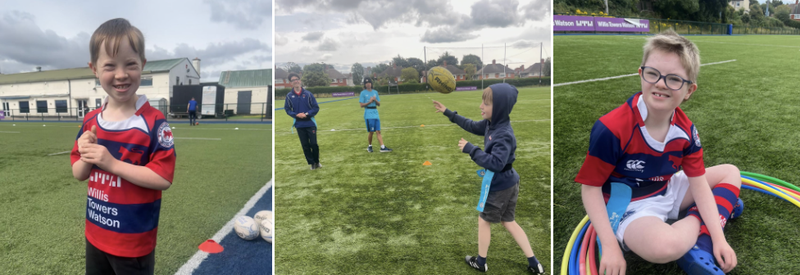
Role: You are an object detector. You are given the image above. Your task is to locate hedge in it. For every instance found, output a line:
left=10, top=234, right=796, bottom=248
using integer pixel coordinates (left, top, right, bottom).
left=275, top=77, right=551, bottom=98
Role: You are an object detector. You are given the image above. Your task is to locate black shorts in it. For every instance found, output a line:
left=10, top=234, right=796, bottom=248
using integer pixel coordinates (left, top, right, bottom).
left=86, top=238, right=155, bottom=275
left=479, top=182, right=519, bottom=223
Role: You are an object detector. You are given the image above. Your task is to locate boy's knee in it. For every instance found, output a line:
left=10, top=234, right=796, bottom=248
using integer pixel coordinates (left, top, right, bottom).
left=639, top=237, right=687, bottom=263
left=719, top=164, right=742, bottom=188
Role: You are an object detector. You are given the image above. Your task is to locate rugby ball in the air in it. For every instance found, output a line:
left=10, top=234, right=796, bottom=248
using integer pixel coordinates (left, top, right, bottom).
left=260, top=219, right=273, bottom=243
left=254, top=210, right=273, bottom=227
left=427, top=66, right=456, bottom=94
left=234, top=216, right=260, bottom=240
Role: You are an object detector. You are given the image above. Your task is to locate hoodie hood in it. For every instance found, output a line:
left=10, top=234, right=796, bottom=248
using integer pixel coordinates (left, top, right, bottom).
left=488, top=83, right=517, bottom=128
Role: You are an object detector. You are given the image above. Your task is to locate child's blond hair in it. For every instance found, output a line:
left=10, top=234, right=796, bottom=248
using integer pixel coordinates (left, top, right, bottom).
left=642, top=29, right=700, bottom=83
left=90, top=18, right=145, bottom=65
left=482, top=87, right=493, bottom=105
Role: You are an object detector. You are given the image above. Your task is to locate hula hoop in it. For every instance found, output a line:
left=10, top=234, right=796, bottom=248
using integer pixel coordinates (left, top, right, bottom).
left=564, top=172, right=800, bottom=275
left=562, top=216, right=589, bottom=275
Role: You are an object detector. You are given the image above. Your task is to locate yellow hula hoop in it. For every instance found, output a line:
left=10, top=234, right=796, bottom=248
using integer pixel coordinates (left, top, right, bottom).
left=562, top=215, right=590, bottom=275
left=742, top=178, right=800, bottom=208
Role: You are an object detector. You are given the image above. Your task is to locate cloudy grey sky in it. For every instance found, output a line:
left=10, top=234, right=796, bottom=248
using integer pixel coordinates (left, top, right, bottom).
left=275, top=0, right=551, bottom=74
left=0, top=0, right=272, bottom=82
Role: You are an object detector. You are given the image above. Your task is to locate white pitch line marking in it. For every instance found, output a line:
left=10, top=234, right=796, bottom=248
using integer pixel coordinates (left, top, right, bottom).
left=47, top=151, right=71, bottom=156
left=175, top=180, right=273, bottom=275
left=0, top=131, right=20, bottom=133
left=554, top=59, right=737, bottom=87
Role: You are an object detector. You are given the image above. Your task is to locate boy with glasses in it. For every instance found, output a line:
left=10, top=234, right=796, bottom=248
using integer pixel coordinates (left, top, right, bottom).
left=575, top=30, right=742, bottom=275
left=284, top=73, right=321, bottom=170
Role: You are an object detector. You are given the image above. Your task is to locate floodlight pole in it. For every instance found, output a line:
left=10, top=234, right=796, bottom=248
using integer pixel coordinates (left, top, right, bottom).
left=539, top=42, right=543, bottom=85
left=481, top=44, right=484, bottom=89
left=503, top=43, right=507, bottom=83
left=605, top=0, right=609, bottom=14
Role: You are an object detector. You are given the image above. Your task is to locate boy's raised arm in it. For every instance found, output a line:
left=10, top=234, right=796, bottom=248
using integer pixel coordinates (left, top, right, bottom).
left=434, top=101, right=486, bottom=136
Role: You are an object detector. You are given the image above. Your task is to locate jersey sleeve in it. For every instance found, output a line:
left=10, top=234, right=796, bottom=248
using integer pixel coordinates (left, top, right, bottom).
left=682, top=124, right=705, bottom=177
left=146, top=116, right=176, bottom=183
left=359, top=91, right=367, bottom=104
left=575, top=120, right=622, bottom=186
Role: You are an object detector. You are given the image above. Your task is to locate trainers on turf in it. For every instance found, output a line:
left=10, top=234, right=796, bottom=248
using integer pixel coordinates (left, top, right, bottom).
left=310, top=164, right=316, bottom=170
left=315, top=163, right=322, bottom=169
left=730, top=198, right=744, bottom=220
left=677, top=246, right=725, bottom=275
left=379, top=146, right=392, bottom=152
left=367, top=146, right=373, bottom=153
left=528, top=263, right=545, bottom=274
left=464, top=255, right=487, bottom=272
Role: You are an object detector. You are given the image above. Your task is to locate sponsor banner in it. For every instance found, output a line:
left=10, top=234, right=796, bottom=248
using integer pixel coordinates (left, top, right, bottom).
left=332, top=92, right=355, bottom=97
left=456, top=86, right=478, bottom=91
left=595, top=17, right=649, bottom=32
left=553, top=15, right=649, bottom=33
left=553, top=15, right=595, bottom=32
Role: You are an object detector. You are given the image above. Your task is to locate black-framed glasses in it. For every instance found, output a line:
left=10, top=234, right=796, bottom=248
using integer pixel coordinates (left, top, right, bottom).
left=290, top=78, right=300, bottom=82
left=640, top=66, right=693, bottom=91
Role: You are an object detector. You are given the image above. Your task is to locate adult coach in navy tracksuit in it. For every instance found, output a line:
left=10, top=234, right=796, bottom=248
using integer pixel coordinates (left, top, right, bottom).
left=284, top=73, right=321, bottom=170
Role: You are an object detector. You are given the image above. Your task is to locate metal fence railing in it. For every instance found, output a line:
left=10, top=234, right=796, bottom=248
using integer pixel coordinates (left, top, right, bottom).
left=0, top=102, right=272, bottom=122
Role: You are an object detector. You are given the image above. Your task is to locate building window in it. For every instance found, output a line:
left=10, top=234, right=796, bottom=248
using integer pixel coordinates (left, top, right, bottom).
left=276, top=79, right=284, bottom=84
left=141, top=76, right=153, bottom=86
left=37, top=100, right=48, bottom=113
left=96, top=98, right=102, bottom=108
left=495, top=73, right=500, bottom=78
left=19, top=101, right=29, bottom=113
left=95, top=79, right=101, bottom=87
left=176, top=76, right=180, bottom=85
left=55, top=100, right=67, bottom=113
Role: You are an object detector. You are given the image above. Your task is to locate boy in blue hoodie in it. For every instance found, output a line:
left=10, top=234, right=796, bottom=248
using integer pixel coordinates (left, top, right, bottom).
left=433, top=83, right=544, bottom=274
left=284, top=73, right=321, bottom=170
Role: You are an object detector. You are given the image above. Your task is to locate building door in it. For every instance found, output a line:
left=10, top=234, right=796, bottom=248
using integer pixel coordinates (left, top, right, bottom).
left=77, top=99, right=88, bottom=118
left=2, top=102, right=9, bottom=117
left=237, top=91, right=251, bottom=115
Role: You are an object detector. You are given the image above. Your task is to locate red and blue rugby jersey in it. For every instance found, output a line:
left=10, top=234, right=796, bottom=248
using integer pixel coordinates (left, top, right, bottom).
left=70, top=95, right=175, bottom=257
left=575, top=92, right=704, bottom=202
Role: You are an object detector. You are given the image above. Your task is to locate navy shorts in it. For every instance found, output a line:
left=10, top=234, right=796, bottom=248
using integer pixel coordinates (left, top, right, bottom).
left=479, top=182, right=520, bottom=223
left=365, top=119, right=381, bottom=132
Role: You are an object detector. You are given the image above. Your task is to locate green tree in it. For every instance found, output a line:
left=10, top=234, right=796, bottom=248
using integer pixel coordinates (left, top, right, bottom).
left=392, top=55, right=410, bottom=68
left=351, top=63, right=364, bottom=85
left=284, top=62, right=302, bottom=74
left=461, top=54, right=483, bottom=71
left=436, top=52, right=458, bottom=67
left=373, top=63, right=390, bottom=77
left=426, top=60, right=438, bottom=71
left=301, top=63, right=330, bottom=87
left=462, top=64, right=476, bottom=81
left=400, top=67, right=419, bottom=83
left=407, top=57, right=426, bottom=77
left=543, top=57, right=551, bottom=77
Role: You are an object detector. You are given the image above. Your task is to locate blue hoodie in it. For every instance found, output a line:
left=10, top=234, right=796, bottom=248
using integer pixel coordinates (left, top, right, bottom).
left=284, top=88, right=320, bottom=128
left=443, top=83, right=519, bottom=191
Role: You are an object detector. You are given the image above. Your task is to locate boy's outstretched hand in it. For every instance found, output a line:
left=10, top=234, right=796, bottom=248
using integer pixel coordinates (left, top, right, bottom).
left=458, top=138, right=468, bottom=152
left=78, top=125, right=98, bottom=150
left=432, top=100, right=446, bottom=113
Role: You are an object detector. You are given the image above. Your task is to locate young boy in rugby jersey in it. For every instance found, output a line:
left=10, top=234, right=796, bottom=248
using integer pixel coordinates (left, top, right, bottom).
left=575, top=29, right=742, bottom=275
left=71, top=18, right=175, bottom=275
left=433, top=83, right=544, bottom=274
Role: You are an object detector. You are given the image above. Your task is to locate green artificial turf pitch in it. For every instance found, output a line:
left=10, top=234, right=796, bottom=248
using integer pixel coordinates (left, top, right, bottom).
left=554, top=35, right=800, bottom=274
left=0, top=122, right=271, bottom=274
left=275, top=87, right=551, bottom=274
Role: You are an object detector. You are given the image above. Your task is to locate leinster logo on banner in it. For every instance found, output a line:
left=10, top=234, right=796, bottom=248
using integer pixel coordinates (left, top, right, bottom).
left=158, top=122, right=174, bottom=148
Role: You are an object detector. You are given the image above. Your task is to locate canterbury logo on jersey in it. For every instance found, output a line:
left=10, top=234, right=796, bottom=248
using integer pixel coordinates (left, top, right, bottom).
left=625, top=160, right=646, bottom=172
left=90, top=171, right=122, bottom=188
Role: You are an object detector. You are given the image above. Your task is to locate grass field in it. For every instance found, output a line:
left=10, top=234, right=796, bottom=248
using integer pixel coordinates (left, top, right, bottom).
left=0, top=122, right=271, bottom=275
left=554, top=35, right=800, bottom=274
left=275, top=87, right=551, bottom=274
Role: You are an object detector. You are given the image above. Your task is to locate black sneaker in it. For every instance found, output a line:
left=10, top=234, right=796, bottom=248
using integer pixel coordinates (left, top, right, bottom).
left=528, top=263, right=545, bottom=274
left=465, top=256, right=487, bottom=272
left=367, top=146, right=373, bottom=153
left=310, top=164, right=316, bottom=170
left=315, top=163, right=322, bottom=169
left=379, top=146, right=392, bottom=152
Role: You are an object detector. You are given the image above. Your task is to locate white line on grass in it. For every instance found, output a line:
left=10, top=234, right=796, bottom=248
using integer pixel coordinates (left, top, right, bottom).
left=553, top=59, right=737, bottom=87
left=691, top=40, right=800, bottom=49
left=47, top=151, right=71, bottom=156
left=175, top=179, right=273, bottom=275
left=278, top=119, right=551, bottom=134
left=174, top=137, right=222, bottom=141
left=0, top=131, right=20, bottom=133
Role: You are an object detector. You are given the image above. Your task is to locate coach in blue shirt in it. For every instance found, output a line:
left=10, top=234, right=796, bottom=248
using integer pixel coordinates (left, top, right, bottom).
left=284, top=73, right=321, bottom=170
left=187, top=97, right=198, bottom=126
